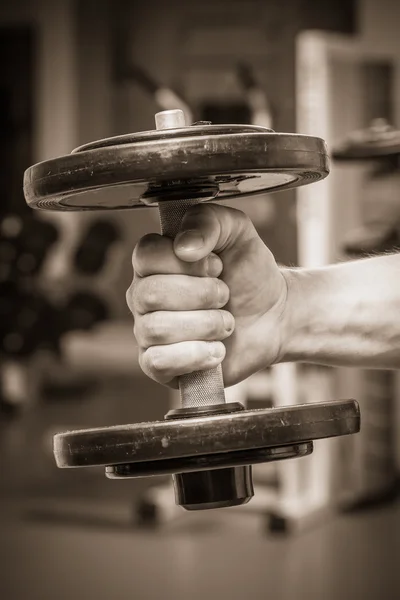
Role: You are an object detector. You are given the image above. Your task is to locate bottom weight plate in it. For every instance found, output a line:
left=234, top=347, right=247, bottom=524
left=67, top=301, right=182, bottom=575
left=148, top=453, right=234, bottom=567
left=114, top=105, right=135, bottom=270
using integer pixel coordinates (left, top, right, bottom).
left=53, top=399, right=360, bottom=470
left=105, top=442, right=313, bottom=478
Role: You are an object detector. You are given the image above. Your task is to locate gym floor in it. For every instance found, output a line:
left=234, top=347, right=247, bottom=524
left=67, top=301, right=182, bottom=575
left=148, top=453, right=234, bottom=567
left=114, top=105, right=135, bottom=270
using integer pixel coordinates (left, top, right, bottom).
left=1, top=374, right=400, bottom=600
left=1, top=495, right=400, bottom=600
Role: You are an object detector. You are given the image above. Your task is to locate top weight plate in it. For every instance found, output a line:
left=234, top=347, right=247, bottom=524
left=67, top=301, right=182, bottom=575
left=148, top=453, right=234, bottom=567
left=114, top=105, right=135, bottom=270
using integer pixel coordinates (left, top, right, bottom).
left=23, top=124, right=329, bottom=211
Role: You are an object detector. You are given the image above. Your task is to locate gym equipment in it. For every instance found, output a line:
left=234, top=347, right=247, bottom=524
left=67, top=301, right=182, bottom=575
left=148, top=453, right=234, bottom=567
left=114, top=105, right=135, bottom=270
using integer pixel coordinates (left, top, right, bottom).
left=115, top=63, right=193, bottom=125
left=24, top=111, right=330, bottom=210
left=73, top=219, right=121, bottom=275
left=0, top=213, right=59, bottom=280
left=63, top=291, right=109, bottom=333
left=23, top=109, right=360, bottom=511
left=332, top=119, right=400, bottom=257
left=0, top=282, right=107, bottom=360
left=332, top=119, right=400, bottom=161
left=0, top=280, right=60, bottom=358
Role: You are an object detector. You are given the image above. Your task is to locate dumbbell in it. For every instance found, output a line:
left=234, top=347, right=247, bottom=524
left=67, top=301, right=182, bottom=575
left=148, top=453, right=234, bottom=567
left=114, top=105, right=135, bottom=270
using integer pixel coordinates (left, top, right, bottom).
left=0, top=285, right=107, bottom=360
left=19, top=216, right=59, bottom=277
left=0, top=280, right=60, bottom=358
left=73, top=219, right=121, bottom=275
left=23, top=109, right=361, bottom=511
left=62, top=291, right=109, bottom=332
left=0, top=213, right=59, bottom=279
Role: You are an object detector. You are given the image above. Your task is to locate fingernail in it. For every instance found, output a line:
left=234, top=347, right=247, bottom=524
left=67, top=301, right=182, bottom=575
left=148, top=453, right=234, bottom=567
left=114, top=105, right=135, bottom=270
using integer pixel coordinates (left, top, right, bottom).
left=206, top=254, right=222, bottom=277
left=222, top=312, right=234, bottom=333
left=209, top=342, right=225, bottom=359
left=217, top=280, right=230, bottom=306
left=175, top=230, right=204, bottom=252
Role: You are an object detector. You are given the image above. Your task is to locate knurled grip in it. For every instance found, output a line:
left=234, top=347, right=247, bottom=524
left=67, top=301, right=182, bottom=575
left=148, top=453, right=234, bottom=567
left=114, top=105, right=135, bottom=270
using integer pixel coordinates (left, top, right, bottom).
left=158, top=199, right=226, bottom=408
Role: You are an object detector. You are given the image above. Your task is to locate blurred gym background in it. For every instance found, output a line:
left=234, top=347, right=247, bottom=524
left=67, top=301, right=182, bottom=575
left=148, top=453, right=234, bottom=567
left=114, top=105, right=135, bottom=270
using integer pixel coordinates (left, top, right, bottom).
left=1, top=0, right=400, bottom=599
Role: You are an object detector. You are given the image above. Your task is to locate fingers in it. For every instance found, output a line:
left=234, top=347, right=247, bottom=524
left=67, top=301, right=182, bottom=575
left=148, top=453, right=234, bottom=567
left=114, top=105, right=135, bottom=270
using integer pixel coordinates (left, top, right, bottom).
left=133, top=233, right=223, bottom=278
left=174, top=203, right=258, bottom=263
left=130, top=274, right=230, bottom=314
left=127, top=203, right=260, bottom=387
left=134, top=309, right=235, bottom=347
left=132, top=204, right=257, bottom=276
left=139, top=340, right=226, bottom=385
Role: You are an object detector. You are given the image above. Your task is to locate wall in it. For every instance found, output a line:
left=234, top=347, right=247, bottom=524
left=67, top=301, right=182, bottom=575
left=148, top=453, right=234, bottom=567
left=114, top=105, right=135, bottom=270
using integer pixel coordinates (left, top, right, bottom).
left=357, top=0, right=400, bottom=472
left=0, top=0, right=79, bottom=161
left=358, top=0, right=400, bottom=127
left=75, top=0, right=113, bottom=146
left=359, top=0, right=400, bottom=50
left=0, top=0, right=82, bottom=291
left=0, top=0, right=127, bottom=311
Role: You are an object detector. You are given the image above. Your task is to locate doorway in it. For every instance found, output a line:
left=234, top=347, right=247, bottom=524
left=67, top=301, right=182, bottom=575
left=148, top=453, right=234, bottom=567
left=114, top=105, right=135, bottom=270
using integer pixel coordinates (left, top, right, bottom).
left=0, top=26, right=35, bottom=217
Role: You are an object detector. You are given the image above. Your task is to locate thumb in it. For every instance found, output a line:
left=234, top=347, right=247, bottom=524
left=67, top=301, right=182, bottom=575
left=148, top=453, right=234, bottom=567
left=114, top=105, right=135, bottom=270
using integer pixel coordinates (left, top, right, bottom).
left=174, top=203, right=256, bottom=263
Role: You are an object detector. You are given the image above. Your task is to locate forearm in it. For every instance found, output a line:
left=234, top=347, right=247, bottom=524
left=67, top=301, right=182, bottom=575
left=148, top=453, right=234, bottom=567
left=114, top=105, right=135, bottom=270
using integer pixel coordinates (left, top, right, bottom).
left=281, top=253, right=400, bottom=369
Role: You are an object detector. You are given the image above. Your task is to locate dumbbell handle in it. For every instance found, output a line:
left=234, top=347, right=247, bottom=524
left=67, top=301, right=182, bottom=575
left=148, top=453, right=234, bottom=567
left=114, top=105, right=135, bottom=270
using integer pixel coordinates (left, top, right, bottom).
left=156, top=110, right=226, bottom=408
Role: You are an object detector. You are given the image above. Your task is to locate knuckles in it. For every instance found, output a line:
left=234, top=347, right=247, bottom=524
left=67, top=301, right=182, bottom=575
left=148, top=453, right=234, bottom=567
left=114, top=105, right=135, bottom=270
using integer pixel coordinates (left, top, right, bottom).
left=130, top=276, right=161, bottom=314
left=139, top=277, right=162, bottom=313
left=127, top=275, right=228, bottom=316
left=134, top=309, right=233, bottom=350
left=134, top=312, right=165, bottom=347
left=125, top=283, right=134, bottom=314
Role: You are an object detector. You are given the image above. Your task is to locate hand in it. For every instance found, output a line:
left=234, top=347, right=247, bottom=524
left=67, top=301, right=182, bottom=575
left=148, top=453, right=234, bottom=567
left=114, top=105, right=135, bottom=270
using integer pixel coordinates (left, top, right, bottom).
left=126, top=203, right=289, bottom=389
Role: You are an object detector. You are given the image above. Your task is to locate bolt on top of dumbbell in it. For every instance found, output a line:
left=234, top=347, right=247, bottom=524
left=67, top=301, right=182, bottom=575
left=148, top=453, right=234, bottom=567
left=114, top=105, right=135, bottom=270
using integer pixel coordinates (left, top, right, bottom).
left=22, top=109, right=360, bottom=511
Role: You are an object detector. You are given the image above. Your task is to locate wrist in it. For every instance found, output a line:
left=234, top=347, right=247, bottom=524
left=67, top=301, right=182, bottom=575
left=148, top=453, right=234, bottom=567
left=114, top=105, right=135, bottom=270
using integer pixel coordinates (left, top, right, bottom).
left=277, top=264, right=356, bottom=366
left=276, top=267, right=299, bottom=364
left=277, top=266, right=321, bottom=365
